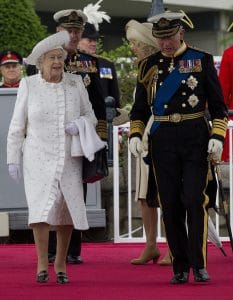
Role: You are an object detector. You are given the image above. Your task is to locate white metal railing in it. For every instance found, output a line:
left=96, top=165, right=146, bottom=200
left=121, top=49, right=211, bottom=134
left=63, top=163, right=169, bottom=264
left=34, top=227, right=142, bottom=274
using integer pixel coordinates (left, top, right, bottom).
left=113, top=122, right=233, bottom=243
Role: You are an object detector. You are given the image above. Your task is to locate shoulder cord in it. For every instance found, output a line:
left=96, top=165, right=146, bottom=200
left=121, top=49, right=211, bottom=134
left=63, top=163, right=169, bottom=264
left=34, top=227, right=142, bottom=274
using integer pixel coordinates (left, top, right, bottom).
left=138, top=60, right=158, bottom=105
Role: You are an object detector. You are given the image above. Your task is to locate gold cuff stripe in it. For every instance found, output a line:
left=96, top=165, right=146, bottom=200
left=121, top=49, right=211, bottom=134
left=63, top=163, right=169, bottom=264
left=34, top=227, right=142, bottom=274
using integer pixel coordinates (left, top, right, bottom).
left=130, top=120, right=145, bottom=136
left=211, top=118, right=228, bottom=138
left=96, top=120, right=108, bottom=139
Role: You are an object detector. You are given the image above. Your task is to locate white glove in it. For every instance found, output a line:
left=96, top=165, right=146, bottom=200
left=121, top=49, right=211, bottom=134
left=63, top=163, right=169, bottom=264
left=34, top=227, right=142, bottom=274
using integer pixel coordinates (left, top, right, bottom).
left=8, top=164, right=21, bottom=183
left=65, top=122, right=79, bottom=136
left=208, top=138, right=223, bottom=163
left=112, top=108, right=129, bottom=126
left=129, top=137, right=143, bottom=157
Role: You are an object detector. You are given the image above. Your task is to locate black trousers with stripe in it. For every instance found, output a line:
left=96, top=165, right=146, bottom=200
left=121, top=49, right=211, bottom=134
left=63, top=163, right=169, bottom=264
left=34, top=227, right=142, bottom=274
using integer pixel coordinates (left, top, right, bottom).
left=151, top=119, right=210, bottom=274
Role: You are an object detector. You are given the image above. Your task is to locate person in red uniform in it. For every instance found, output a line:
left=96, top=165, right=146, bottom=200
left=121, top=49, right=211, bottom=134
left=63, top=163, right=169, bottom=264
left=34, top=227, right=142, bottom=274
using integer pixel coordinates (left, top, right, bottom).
left=219, top=22, right=233, bottom=162
left=0, top=50, right=23, bottom=88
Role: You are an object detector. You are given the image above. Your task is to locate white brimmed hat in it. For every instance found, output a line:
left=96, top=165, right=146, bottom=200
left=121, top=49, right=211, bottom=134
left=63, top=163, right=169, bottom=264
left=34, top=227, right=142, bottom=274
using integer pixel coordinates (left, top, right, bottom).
left=53, top=9, right=87, bottom=29
left=25, top=31, right=70, bottom=65
left=125, top=20, right=158, bottom=48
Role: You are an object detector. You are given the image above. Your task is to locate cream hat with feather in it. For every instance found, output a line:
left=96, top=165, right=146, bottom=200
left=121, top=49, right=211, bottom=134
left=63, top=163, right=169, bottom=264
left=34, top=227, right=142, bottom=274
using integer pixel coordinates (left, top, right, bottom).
left=125, top=19, right=158, bottom=48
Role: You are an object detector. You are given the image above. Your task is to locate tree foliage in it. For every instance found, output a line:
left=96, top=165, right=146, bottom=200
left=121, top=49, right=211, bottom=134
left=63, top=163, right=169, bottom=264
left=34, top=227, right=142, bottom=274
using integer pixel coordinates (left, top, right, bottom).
left=0, top=0, right=47, bottom=57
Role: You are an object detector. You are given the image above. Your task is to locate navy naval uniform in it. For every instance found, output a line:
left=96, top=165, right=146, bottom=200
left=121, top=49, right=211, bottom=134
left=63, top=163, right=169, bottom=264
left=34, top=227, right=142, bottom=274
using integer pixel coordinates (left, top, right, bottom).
left=130, top=42, right=228, bottom=274
left=98, top=56, right=120, bottom=108
left=65, top=50, right=107, bottom=140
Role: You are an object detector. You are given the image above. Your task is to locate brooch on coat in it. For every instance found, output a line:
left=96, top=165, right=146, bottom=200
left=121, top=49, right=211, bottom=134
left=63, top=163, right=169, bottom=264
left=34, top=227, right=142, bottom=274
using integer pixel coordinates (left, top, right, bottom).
left=83, top=74, right=91, bottom=87
left=187, top=94, right=199, bottom=108
left=186, top=75, right=198, bottom=90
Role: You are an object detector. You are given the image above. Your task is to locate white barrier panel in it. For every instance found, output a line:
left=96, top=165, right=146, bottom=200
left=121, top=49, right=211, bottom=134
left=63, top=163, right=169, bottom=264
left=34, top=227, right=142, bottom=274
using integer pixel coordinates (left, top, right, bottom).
left=113, top=122, right=233, bottom=243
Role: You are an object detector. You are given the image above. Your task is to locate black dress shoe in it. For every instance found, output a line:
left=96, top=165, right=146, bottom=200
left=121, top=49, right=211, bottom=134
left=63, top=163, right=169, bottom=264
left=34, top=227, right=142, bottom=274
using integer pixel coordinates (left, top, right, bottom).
left=67, top=255, right=84, bottom=264
left=37, top=270, right=49, bottom=283
left=170, top=272, right=189, bottom=284
left=193, top=268, right=210, bottom=282
left=56, top=272, right=69, bottom=284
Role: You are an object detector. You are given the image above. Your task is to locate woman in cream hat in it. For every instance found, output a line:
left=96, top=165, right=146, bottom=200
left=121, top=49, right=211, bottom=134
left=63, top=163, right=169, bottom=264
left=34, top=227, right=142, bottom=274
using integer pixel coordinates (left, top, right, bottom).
left=7, top=31, right=97, bottom=284
left=116, top=19, right=171, bottom=266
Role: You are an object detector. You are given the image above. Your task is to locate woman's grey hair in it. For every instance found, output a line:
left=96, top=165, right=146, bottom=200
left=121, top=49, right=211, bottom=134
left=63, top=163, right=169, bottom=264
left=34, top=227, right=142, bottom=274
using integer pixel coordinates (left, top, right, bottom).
left=36, top=47, right=67, bottom=70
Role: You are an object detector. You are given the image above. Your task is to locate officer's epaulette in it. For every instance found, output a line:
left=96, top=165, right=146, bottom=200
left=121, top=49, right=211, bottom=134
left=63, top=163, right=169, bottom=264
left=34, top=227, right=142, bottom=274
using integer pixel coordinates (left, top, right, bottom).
left=188, top=45, right=211, bottom=55
left=137, top=51, right=159, bottom=69
left=138, top=56, right=150, bottom=77
left=138, top=53, right=159, bottom=84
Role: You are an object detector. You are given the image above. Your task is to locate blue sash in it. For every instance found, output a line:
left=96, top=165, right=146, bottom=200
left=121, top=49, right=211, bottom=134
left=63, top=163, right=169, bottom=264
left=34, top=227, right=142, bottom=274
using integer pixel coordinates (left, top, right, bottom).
left=150, top=49, right=204, bottom=135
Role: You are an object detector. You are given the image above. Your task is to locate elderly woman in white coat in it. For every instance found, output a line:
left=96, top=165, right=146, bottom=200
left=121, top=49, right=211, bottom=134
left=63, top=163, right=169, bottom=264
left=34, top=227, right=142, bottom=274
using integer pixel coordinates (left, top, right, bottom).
left=7, top=31, right=98, bottom=284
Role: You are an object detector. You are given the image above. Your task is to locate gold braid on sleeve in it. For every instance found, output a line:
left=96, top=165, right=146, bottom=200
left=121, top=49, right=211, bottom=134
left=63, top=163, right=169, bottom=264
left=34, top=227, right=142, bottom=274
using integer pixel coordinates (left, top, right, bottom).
left=211, top=117, right=228, bottom=139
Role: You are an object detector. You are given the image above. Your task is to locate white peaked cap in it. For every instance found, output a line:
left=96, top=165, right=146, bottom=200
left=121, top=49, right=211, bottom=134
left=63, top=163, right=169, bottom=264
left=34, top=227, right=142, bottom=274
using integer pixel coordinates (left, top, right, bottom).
left=148, top=11, right=185, bottom=23
left=53, top=9, right=87, bottom=27
left=25, top=31, right=70, bottom=65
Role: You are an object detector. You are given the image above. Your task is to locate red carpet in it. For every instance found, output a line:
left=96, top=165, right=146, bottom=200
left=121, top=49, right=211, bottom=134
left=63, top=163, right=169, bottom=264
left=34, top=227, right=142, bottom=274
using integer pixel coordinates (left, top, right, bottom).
left=0, top=242, right=232, bottom=300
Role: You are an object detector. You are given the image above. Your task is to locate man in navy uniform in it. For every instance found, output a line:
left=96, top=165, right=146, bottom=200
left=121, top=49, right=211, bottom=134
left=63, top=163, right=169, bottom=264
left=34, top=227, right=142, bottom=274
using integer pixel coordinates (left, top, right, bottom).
left=48, top=9, right=107, bottom=265
left=78, top=22, right=120, bottom=108
left=0, top=50, right=23, bottom=88
left=129, top=10, right=228, bottom=284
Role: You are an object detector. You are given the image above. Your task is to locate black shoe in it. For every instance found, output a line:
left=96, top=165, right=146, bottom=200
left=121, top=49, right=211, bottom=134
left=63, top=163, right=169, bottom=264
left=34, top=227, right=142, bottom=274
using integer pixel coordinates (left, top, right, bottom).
left=67, top=255, right=84, bottom=264
left=36, top=270, right=49, bottom=283
left=48, top=253, right=56, bottom=263
left=193, top=268, right=210, bottom=282
left=56, top=272, right=69, bottom=284
left=170, top=272, right=189, bottom=284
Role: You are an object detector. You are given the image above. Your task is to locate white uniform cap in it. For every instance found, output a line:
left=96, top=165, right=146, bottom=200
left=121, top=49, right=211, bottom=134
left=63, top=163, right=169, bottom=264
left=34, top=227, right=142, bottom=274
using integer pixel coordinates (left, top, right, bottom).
left=148, top=11, right=185, bottom=23
left=53, top=9, right=87, bottom=28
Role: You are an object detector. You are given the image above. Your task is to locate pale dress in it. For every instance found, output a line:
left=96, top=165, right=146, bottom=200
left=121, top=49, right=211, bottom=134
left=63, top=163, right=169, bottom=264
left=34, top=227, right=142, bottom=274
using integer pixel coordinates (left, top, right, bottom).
left=7, top=72, right=97, bottom=230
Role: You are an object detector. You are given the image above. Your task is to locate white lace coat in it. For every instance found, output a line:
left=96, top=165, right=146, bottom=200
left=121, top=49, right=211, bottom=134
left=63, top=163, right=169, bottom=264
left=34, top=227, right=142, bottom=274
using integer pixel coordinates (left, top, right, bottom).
left=7, top=72, right=97, bottom=230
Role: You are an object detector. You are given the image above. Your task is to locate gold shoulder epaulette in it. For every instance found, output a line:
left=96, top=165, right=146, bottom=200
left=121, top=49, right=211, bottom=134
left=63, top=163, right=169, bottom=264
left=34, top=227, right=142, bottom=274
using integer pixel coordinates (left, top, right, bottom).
left=138, top=57, right=150, bottom=82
